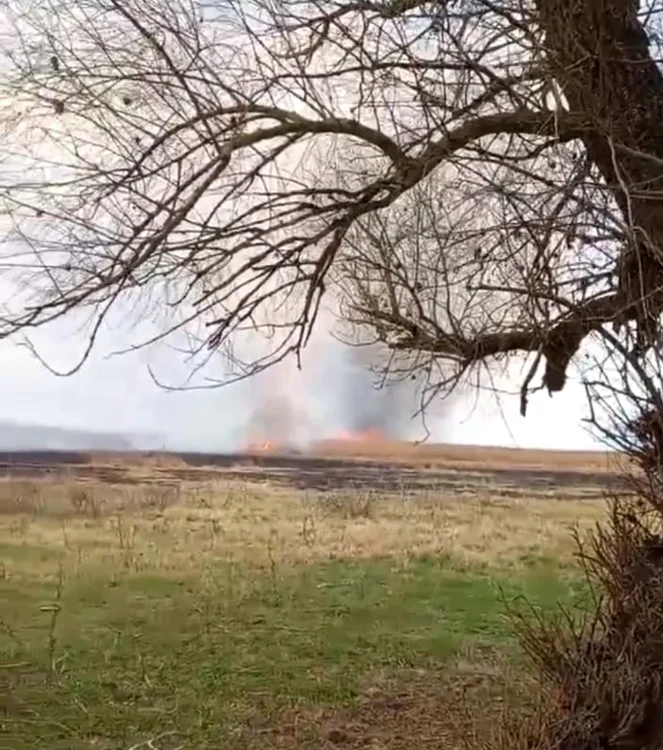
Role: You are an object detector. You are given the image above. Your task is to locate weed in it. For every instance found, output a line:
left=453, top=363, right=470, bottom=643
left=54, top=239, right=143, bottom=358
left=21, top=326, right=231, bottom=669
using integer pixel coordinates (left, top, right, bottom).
left=223, top=481, right=250, bottom=509
left=141, top=483, right=180, bottom=512
left=0, top=619, right=22, bottom=652
left=43, top=565, right=65, bottom=682
left=319, top=488, right=379, bottom=519
left=301, top=513, right=317, bottom=547
left=110, top=514, right=138, bottom=570
left=267, top=528, right=282, bottom=602
left=69, top=485, right=102, bottom=518
left=0, top=481, right=44, bottom=516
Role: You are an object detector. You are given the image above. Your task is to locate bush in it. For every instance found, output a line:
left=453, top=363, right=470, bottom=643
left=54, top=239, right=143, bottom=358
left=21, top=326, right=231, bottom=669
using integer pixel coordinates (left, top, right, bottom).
left=495, top=406, right=663, bottom=750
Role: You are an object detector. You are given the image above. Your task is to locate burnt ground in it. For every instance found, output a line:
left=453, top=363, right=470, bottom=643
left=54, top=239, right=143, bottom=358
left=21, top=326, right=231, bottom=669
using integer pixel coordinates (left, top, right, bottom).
left=0, top=449, right=622, bottom=496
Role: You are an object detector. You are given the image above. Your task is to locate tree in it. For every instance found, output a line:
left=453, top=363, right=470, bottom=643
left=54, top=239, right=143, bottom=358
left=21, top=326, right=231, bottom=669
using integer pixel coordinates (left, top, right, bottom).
left=8, top=5, right=663, bottom=748
left=0, top=0, right=661, bottom=400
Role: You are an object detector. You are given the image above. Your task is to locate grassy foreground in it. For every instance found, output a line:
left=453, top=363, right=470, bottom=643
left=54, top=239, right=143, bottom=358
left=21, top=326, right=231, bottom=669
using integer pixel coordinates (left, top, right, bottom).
left=0, top=479, right=605, bottom=749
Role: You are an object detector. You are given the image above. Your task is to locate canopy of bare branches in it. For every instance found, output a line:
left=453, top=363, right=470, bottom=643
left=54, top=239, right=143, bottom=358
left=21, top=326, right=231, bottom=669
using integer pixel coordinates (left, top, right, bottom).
left=0, top=0, right=661, bottom=403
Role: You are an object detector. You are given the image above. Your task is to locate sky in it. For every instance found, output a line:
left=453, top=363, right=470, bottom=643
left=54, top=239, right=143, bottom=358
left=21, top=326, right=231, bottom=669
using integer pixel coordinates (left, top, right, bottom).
left=0, top=303, right=602, bottom=452
left=0, top=2, right=607, bottom=454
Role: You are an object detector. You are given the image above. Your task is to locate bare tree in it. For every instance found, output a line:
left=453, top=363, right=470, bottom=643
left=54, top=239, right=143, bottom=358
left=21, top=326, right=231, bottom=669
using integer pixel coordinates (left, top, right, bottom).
left=0, top=0, right=660, bottom=400
left=8, top=4, right=663, bottom=747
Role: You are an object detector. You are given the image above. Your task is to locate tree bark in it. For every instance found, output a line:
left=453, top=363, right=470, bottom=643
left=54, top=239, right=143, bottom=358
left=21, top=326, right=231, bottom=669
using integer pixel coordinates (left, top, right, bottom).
left=537, top=0, right=663, bottom=348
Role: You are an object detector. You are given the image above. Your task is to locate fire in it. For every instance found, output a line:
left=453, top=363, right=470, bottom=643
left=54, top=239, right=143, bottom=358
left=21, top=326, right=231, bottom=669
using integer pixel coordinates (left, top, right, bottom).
left=242, top=427, right=385, bottom=454
left=244, top=438, right=280, bottom=453
left=311, top=427, right=386, bottom=455
left=330, top=427, right=384, bottom=442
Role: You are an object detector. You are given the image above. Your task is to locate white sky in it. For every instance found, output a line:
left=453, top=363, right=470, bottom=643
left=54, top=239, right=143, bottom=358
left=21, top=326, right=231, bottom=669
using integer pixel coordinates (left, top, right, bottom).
left=0, top=306, right=601, bottom=452
left=0, top=3, right=606, bottom=453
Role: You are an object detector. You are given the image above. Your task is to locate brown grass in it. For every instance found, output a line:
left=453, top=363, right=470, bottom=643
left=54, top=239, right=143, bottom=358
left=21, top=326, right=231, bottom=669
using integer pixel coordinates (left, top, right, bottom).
left=86, top=451, right=189, bottom=469
left=259, top=649, right=531, bottom=750
left=40, top=442, right=624, bottom=476
left=0, top=477, right=606, bottom=585
left=310, top=440, right=622, bottom=473
left=0, top=475, right=607, bottom=750
left=501, top=492, right=663, bottom=750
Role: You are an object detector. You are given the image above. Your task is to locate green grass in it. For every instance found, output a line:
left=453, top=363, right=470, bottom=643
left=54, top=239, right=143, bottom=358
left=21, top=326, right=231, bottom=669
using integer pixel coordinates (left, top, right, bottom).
left=0, top=555, right=590, bottom=750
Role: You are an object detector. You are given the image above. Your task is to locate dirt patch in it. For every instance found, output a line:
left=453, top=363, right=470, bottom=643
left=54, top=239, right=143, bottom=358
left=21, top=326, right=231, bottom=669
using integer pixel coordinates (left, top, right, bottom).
left=245, top=655, right=533, bottom=750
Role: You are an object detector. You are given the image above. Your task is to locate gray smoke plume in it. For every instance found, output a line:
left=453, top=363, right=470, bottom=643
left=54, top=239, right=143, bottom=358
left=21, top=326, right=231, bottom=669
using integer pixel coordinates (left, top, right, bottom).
left=335, top=349, right=419, bottom=438
left=242, top=335, right=432, bottom=448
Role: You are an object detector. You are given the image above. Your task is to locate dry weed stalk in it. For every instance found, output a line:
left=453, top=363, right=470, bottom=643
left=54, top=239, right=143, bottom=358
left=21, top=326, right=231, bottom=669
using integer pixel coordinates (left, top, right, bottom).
left=495, top=402, right=663, bottom=750
left=318, top=488, right=379, bottom=520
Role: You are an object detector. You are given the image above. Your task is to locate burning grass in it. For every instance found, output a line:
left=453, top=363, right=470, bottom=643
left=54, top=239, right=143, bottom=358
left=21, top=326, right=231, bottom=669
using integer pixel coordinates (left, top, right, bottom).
left=0, top=477, right=605, bottom=749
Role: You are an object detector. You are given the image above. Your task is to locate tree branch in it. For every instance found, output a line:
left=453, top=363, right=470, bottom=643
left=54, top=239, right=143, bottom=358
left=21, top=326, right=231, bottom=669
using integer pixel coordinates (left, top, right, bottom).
left=353, top=292, right=625, bottom=394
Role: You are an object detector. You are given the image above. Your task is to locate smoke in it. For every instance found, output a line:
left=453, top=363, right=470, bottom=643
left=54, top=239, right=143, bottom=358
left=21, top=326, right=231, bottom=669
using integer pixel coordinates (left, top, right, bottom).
left=241, top=330, right=449, bottom=448
left=333, top=347, right=421, bottom=438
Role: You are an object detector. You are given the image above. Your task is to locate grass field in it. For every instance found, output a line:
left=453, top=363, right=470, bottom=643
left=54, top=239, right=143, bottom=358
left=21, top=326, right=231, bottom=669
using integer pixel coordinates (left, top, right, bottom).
left=307, top=440, right=619, bottom=473
left=85, top=440, right=620, bottom=474
left=0, top=475, right=607, bottom=750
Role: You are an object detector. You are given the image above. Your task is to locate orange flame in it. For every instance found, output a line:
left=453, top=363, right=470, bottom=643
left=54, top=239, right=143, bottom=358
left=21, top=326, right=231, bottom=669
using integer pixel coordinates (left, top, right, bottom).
left=243, top=427, right=385, bottom=454
left=311, top=427, right=386, bottom=455
left=244, top=437, right=280, bottom=453
left=330, top=428, right=384, bottom=442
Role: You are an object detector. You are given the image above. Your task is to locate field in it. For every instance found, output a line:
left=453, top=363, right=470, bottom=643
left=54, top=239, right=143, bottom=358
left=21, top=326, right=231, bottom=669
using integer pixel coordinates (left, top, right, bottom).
left=0, top=446, right=618, bottom=750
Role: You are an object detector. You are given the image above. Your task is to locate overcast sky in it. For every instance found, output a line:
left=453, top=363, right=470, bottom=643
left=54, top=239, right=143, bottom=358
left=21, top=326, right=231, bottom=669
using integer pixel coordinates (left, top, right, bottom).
left=0, top=5, right=605, bottom=454
left=0, top=303, right=601, bottom=452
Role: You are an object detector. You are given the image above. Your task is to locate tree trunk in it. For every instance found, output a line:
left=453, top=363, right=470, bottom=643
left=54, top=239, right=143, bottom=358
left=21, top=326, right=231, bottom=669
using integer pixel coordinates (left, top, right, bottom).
left=538, top=0, right=663, bottom=347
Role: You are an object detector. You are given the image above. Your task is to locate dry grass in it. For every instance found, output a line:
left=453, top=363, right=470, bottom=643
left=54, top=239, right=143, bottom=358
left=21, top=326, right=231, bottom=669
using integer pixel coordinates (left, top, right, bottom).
left=28, top=441, right=624, bottom=476
left=86, top=451, right=189, bottom=469
left=0, top=478, right=606, bottom=585
left=259, top=648, right=532, bottom=750
left=502, top=491, right=663, bottom=750
left=309, top=440, right=622, bottom=473
left=0, top=475, right=606, bottom=749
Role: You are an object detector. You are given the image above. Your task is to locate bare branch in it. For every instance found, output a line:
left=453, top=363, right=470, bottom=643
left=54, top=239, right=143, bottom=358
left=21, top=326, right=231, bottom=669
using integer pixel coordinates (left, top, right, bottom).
left=0, top=0, right=659, bottom=404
